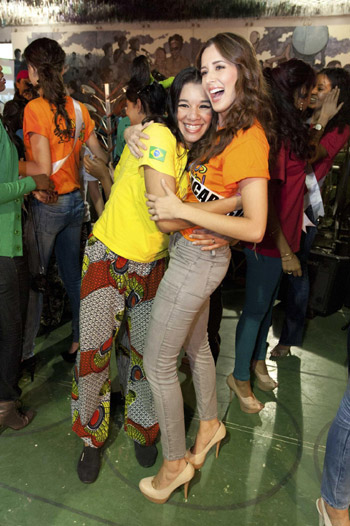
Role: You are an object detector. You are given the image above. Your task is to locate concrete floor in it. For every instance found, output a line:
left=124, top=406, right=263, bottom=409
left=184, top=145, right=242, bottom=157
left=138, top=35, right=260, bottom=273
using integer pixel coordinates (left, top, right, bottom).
left=0, top=282, right=348, bottom=526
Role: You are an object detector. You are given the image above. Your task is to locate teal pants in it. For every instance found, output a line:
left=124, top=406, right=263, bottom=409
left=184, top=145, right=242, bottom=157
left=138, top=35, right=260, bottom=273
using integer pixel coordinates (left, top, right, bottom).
left=234, top=248, right=282, bottom=381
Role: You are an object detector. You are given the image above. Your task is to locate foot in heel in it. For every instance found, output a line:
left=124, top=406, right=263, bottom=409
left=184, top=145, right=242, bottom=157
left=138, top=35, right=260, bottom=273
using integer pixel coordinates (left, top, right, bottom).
left=134, top=441, right=158, bottom=468
left=226, top=374, right=264, bottom=414
left=77, top=446, right=101, bottom=484
left=185, top=421, right=226, bottom=469
left=254, top=370, right=278, bottom=391
left=139, top=461, right=195, bottom=504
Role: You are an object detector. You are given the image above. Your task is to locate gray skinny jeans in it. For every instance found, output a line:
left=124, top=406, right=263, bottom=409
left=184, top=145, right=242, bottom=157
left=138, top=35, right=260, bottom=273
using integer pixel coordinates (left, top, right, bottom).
left=143, top=232, right=231, bottom=460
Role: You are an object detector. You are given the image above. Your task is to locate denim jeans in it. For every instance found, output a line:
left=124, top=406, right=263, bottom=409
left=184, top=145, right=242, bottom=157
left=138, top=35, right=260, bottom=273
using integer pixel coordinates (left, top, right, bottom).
left=321, top=377, right=350, bottom=509
left=279, top=207, right=317, bottom=347
left=0, top=255, right=29, bottom=400
left=22, top=191, right=84, bottom=358
left=234, top=248, right=282, bottom=381
left=143, top=232, right=231, bottom=460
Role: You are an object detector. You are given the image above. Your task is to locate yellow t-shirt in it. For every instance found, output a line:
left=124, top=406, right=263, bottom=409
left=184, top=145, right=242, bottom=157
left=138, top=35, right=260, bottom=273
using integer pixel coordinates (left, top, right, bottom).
left=93, top=123, right=187, bottom=263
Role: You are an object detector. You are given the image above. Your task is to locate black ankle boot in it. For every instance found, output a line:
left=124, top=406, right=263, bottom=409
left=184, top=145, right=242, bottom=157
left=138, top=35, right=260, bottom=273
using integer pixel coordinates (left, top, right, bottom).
left=77, top=446, right=102, bottom=483
left=0, top=401, right=35, bottom=430
left=134, top=441, right=158, bottom=467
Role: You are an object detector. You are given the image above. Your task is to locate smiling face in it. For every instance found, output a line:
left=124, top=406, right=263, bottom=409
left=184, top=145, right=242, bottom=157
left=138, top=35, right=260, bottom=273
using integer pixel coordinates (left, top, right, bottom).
left=200, top=44, right=238, bottom=126
left=176, top=82, right=212, bottom=148
left=309, top=73, right=332, bottom=111
left=0, top=65, right=5, bottom=92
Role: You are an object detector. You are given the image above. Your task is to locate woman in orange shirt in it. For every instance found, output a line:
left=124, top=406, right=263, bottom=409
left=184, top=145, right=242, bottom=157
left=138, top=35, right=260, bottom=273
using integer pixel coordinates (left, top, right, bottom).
left=139, top=33, right=275, bottom=503
left=20, top=38, right=107, bottom=363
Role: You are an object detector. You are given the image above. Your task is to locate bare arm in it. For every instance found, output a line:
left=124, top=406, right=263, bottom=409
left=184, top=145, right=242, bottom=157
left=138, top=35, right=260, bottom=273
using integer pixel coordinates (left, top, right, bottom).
left=144, top=166, right=242, bottom=234
left=84, top=156, right=112, bottom=199
left=147, top=177, right=268, bottom=243
left=19, top=133, right=51, bottom=176
left=85, top=131, right=109, bottom=164
left=124, top=123, right=151, bottom=158
left=144, top=166, right=190, bottom=233
left=87, top=180, right=104, bottom=217
left=267, top=184, right=302, bottom=277
left=308, top=87, right=344, bottom=168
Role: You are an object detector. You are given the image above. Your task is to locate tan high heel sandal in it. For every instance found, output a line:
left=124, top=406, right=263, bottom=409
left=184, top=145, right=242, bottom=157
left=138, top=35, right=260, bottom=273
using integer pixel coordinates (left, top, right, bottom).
left=139, top=462, right=195, bottom=504
left=226, top=374, right=264, bottom=414
left=185, top=421, right=226, bottom=469
left=254, top=370, right=278, bottom=391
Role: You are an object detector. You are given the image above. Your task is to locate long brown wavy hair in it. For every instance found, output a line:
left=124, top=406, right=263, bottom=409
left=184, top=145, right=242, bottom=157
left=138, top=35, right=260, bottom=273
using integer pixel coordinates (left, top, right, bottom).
left=190, top=32, right=277, bottom=165
left=24, top=38, right=72, bottom=141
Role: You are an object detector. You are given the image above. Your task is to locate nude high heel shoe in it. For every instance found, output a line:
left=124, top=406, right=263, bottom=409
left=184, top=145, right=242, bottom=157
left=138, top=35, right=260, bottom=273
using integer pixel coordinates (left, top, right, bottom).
left=185, top=421, right=226, bottom=469
left=316, top=498, right=332, bottom=526
left=226, top=374, right=264, bottom=414
left=139, top=462, right=195, bottom=504
left=254, top=370, right=278, bottom=391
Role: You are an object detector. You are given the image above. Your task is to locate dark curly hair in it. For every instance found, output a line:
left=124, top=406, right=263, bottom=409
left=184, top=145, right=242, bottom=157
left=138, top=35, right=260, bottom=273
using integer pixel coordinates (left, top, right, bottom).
left=264, top=59, right=315, bottom=160
left=126, top=78, right=167, bottom=118
left=191, top=32, right=277, bottom=166
left=317, top=67, right=350, bottom=135
left=23, top=37, right=72, bottom=141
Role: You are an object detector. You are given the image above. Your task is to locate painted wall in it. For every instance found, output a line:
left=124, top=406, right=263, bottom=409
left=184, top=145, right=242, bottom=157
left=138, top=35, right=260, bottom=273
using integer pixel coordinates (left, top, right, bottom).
left=6, top=16, right=350, bottom=68
left=1, top=15, right=350, bottom=106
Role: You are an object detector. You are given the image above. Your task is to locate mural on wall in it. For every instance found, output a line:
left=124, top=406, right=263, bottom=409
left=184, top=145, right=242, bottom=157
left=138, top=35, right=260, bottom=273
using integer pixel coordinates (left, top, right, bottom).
left=251, top=26, right=350, bottom=70
left=2, top=22, right=350, bottom=111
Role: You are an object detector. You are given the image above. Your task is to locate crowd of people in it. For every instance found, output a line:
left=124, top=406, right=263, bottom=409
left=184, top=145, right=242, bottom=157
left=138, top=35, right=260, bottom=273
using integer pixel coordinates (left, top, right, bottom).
left=1, top=30, right=350, bottom=524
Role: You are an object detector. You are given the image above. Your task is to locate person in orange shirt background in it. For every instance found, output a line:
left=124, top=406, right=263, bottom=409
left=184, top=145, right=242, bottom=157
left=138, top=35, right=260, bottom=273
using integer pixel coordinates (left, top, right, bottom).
left=19, top=37, right=108, bottom=368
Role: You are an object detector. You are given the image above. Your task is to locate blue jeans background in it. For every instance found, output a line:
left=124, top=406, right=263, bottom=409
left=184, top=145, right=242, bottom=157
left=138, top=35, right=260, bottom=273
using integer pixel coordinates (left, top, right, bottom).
left=23, top=191, right=84, bottom=358
left=279, top=207, right=317, bottom=346
left=321, top=373, right=350, bottom=509
left=234, top=248, right=282, bottom=381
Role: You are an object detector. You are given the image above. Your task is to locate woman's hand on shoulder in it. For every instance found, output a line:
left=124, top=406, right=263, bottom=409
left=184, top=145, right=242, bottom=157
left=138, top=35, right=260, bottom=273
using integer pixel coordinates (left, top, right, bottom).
left=124, top=121, right=152, bottom=159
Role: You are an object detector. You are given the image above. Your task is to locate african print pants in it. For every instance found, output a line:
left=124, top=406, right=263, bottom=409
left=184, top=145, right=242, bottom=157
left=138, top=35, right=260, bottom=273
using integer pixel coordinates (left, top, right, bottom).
left=71, top=235, right=167, bottom=448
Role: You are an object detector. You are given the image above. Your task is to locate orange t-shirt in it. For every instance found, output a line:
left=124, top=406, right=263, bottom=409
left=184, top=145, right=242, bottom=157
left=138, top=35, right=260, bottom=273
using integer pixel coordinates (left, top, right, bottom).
left=181, top=122, right=270, bottom=240
left=23, top=96, right=95, bottom=194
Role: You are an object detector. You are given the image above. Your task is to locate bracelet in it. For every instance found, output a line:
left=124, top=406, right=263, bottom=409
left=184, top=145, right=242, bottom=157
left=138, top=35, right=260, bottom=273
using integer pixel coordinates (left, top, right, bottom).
left=281, top=252, right=292, bottom=258
left=281, top=253, right=294, bottom=261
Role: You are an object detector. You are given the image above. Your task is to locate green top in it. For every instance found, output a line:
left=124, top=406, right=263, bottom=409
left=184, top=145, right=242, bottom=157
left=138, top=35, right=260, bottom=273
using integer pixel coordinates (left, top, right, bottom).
left=114, top=116, right=130, bottom=159
left=0, top=120, right=36, bottom=257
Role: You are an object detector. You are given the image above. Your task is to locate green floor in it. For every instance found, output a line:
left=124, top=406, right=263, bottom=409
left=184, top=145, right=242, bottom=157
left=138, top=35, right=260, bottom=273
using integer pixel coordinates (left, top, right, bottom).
left=1, top=284, right=348, bottom=526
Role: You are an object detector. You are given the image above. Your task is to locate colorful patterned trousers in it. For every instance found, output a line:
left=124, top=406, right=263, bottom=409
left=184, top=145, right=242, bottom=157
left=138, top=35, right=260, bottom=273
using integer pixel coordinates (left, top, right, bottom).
left=72, top=235, right=166, bottom=448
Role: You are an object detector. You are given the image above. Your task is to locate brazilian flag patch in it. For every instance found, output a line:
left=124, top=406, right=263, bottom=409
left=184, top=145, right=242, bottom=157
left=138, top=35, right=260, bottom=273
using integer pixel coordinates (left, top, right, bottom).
left=149, top=146, right=166, bottom=163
